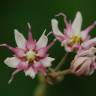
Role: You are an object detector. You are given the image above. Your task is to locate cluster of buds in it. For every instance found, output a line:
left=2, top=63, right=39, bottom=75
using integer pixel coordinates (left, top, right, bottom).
left=1, top=11, right=96, bottom=84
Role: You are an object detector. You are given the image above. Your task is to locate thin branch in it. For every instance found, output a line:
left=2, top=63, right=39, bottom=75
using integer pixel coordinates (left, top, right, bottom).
left=58, top=69, right=71, bottom=76
left=55, top=53, right=68, bottom=71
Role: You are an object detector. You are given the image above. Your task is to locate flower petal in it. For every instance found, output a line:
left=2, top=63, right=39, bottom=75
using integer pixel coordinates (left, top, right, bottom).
left=36, top=29, right=48, bottom=49
left=51, top=19, right=64, bottom=36
left=71, top=57, right=87, bottom=72
left=77, top=47, right=96, bottom=57
left=81, top=22, right=96, bottom=41
left=33, top=61, right=46, bottom=75
left=14, top=29, right=26, bottom=49
left=8, top=69, right=21, bottom=84
left=37, top=47, right=48, bottom=58
left=4, top=57, right=20, bottom=68
left=62, top=40, right=73, bottom=52
left=26, top=31, right=36, bottom=50
left=81, top=37, right=96, bottom=49
left=10, top=47, right=25, bottom=58
left=72, top=11, right=82, bottom=34
left=25, top=67, right=36, bottom=78
left=0, top=44, right=25, bottom=58
left=76, top=59, right=92, bottom=75
left=40, top=57, right=55, bottom=67
left=17, top=61, right=28, bottom=70
left=47, top=39, right=56, bottom=50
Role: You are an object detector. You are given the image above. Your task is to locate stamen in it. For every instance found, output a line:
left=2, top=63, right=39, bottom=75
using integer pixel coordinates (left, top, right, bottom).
left=26, top=50, right=36, bottom=62
left=70, top=34, right=81, bottom=45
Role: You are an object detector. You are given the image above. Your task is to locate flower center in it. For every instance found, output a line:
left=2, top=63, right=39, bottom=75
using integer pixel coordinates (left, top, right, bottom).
left=26, top=50, right=36, bottom=62
left=70, top=34, right=81, bottom=45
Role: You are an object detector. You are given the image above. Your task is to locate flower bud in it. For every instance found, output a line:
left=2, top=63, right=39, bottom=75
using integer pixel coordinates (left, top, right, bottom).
left=70, top=47, right=96, bottom=76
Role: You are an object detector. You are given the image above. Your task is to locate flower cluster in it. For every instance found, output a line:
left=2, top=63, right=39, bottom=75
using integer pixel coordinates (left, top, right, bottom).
left=1, top=11, right=96, bottom=84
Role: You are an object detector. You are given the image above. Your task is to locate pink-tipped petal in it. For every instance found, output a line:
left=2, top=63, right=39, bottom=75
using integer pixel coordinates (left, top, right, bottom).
left=40, top=57, right=55, bottom=67
left=77, top=47, right=96, bottom=57
left=4, top=57, right=20, bottom=68
left=14, top=29, right=26, bottom=49
left=0, top=44, right=25, bottom=57
left=71, top=57, right=88, bottom=72
left=81, top=38, right=96, bottom=49
left=76, top=59, right=93, bottom=76
left=33, top=62, right=46, bottom=75
left=26, top=23, right=36, bottom=50
left=71, top=57, right=91, bottom=76
left=37, top=47, right=48, bottom=58
left=36, top=29, right=48, bottom=49
left=16, top=61, right=28, bottom=70
left=38, top=64, right=46, bottom=75
left=25, top=67, right=36, bottom=79
left=65, top=46, right=73, bottom=52
left=8, top=69, right=21, bottom=84
left=26, top=31, right=36, bottom=50
left=56, top=12, right=72, bottom=35
left=81, top=21, right=96, bottom=40
left=72, top=11, right=82, bottom=34
left=12, top=48, right=25, bottom=58
left=63, top=41, right=73, bottom=52
left=51, top=19, right=64, bottom=41
left=56, top=13, right=69, bottom=28
left=47, top=39, right=56, bottom=50
left=10, top=47, right=25, bottom=58
left=27, top=22, right=32, bottom=34
left=51, top=19, right=63, bottom=36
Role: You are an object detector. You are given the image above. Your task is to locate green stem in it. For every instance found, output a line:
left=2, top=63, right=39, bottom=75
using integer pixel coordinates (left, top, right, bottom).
left=59, top=69, right=71, bottom=75
left=55, top=53, right=68, bottom=71
left=34, top=74, right=47, bottom=96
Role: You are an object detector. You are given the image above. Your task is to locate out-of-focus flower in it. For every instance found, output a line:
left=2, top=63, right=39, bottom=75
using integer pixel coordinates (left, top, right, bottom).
left=70, top=47, right=96, bottom=76
left=1, top=23, right=55, bottom=83
left=51, top=11, right=96, bottom=52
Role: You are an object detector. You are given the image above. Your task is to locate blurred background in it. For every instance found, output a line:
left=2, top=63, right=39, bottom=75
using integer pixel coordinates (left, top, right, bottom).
left=0, top=0, right=96, bottom=96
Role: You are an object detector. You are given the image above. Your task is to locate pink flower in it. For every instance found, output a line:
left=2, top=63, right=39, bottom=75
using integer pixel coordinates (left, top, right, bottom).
left=70, top=47, right=96, bottom=76
left=1, top=23, right=55, bottom=83
left=51, top=11, right=96, bottom=52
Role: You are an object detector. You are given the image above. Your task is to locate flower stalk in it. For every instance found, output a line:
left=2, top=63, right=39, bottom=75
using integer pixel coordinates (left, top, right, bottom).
left=55, top=53, right=68, bottom=71
left=33, top=74, right=47, bottom=96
